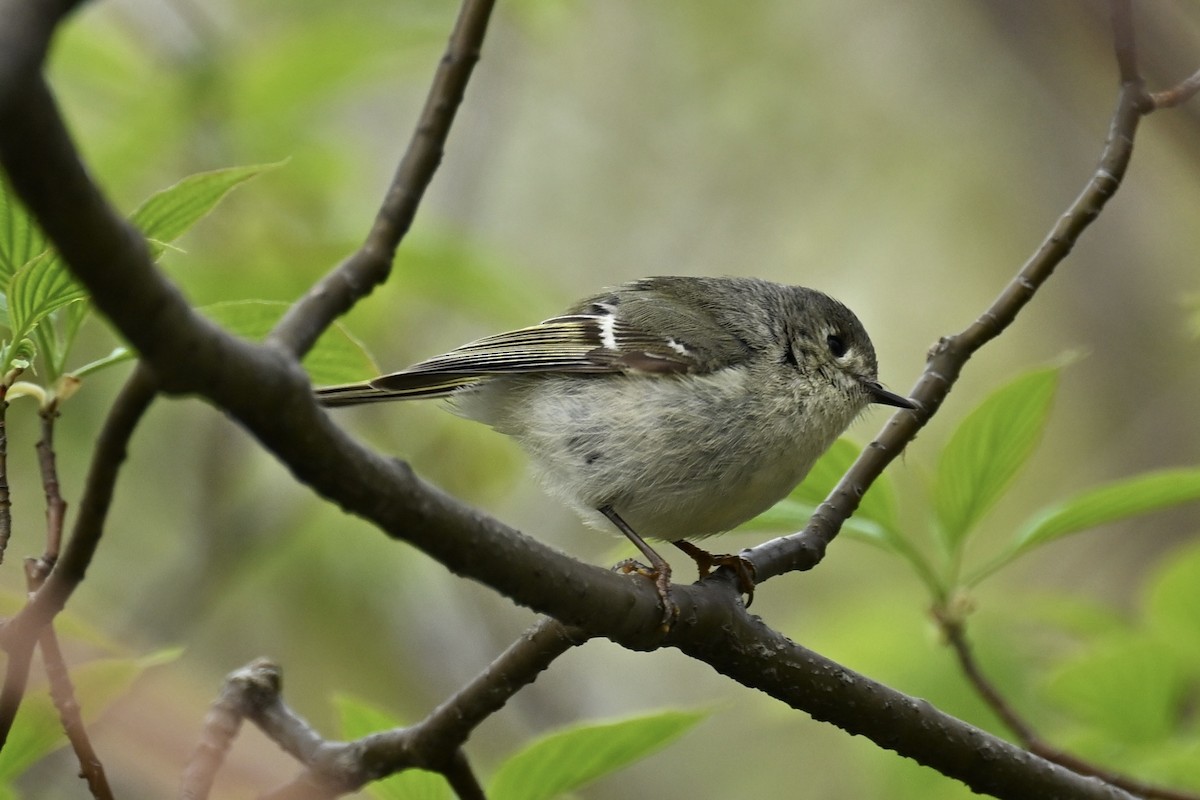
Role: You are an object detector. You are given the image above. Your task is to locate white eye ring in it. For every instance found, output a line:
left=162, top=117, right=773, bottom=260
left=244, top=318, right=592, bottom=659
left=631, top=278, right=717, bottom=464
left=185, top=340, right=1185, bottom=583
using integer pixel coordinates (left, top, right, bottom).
left=826, top=334, right=848, bottom=359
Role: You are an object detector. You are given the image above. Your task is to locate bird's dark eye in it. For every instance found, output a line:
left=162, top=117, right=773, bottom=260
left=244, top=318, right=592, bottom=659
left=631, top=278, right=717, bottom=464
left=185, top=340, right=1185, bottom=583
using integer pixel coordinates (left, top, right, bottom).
left=826, top=334, right=848, bottom=358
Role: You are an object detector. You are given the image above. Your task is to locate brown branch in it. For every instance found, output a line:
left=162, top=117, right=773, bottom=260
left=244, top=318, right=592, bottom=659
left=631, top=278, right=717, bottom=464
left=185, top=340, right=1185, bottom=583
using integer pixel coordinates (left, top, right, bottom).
left=180, top=659, right=287, bottom=800
left=0, top=367, right=158, bottom=658
left=269, top=0, right=496, bottom=357
left=0, top=12, right=1151, bottom=799
left=25, top=409, right=114, bottom=800
left=747, top=5, right=1153, bottom=585
left=1111, top=0, right=1143, bottom=90
left=675, top=588, right=1135, bottom=799
left=35, top=620, right=114, bottom=800
left=940, top=617, right=1200, bottom=800
left=1149, top=67, right=1200, bottom=109
left=0, top=1, right=1189, bottom=798
left=0, top=0, right=81, bottom=105
left=0, top=632, right=31, bottom=751
left=0, top=395, right=10, bottom=563
left=35, top=406, right=66, bottom=564
left=216, top=618, right=585, bottom=799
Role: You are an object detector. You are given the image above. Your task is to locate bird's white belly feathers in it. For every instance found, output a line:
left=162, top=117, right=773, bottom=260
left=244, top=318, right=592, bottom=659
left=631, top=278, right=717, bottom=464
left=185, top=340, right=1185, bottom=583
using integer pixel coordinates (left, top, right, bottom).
left=453, top=367, right=856, bottom=541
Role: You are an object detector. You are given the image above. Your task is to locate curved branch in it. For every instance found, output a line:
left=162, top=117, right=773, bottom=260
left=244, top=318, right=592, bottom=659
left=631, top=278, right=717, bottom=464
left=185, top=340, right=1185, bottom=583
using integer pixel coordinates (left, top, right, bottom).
left=941, top=618, right=1200, bottom=800
left=0, top=1, right=1187, bottom=798
left=748, top=62, right=1148, bottom=584
left=254, top=618, right=583, bottom=798
left=270, top=0, right=496, bottom=356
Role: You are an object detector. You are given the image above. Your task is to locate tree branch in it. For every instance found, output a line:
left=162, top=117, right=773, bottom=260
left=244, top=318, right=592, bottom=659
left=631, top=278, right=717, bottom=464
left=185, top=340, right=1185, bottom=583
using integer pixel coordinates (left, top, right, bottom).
left=940, top=617, right=1200, bottom=800
left=184, top=618, right=583, bottom=800
left=0, top=1, right=1191, bottom=798
left=1, top=367, right=158, bottom=647
left=747, top=40, right=1149, bottom=585
left=270, top=0, right=496, bottom=357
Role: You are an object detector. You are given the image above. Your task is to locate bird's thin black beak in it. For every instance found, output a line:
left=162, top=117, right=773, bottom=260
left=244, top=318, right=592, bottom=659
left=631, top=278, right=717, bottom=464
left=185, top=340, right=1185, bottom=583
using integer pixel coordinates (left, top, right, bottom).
left=863, top=380, right=917, bottom=410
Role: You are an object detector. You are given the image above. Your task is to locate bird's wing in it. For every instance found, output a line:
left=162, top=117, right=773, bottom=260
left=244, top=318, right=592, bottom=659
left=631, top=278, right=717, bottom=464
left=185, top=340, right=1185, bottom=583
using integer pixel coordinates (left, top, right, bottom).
left=315, top=313, right=698, bottom=406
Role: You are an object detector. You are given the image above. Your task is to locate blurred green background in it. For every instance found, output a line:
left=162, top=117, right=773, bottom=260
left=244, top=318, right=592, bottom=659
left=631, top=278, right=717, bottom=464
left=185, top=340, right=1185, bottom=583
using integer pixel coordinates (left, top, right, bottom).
left=6, top=0, right=1200, bottom=797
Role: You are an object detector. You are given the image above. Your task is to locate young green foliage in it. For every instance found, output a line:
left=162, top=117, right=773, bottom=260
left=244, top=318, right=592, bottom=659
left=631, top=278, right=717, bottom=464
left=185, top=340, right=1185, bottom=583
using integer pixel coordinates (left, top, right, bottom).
left=750, top=363, right=1200, bottom=608
left=487, top=709, right=707, bottom=800
left=969, top=467, right=1200, bottom=585
left=335, top=695, right=452, bottom=800
left=334, top=694, right=706, bottom=800
left=933, top=366, right=1059, bottom=553
left=0, top=161, right=374, bottom=399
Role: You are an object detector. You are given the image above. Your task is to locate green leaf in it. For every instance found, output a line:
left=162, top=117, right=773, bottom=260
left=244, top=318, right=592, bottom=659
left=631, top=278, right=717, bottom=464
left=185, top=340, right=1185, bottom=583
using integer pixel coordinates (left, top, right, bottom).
left=198, top=300, right=377, bottom=385
left=1147, top=540, right=1200, bottom=668
left=741, top=498, right=898, bottom=552
left=934, top=366, right=1059, bottom=552
left=129, top=162, right=283, bottom=253
left=1043, top=638, right=1186, bottom=743
left=739, top=438, right=946, bottom=595
left=1014, top=468, right=1200, bottom=557
left=488, top=710, right=707, bottom=800
left=971, top=468, right=1200, bottom=585
left=5, top=251, right=87, bottom=370
left=332, top=694, right=452, bottom=800
left=70, top=346, right=135, bottom=379
left=0, top=176, right=49, bottom=288
left=787, top=437, right=901, bottom=535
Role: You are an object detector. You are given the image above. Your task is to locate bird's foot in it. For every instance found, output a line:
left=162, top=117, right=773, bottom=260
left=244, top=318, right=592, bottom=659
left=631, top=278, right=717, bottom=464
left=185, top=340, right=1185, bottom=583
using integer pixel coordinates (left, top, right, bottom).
left=614, top=558, right=679, bottom=632
left=672, top=541, right=757, bottom=607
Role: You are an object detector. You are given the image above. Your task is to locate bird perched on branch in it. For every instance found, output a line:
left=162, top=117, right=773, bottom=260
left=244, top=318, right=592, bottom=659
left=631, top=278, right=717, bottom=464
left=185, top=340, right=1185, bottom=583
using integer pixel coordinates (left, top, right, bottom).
left=318, top=276, right=914, bottom=628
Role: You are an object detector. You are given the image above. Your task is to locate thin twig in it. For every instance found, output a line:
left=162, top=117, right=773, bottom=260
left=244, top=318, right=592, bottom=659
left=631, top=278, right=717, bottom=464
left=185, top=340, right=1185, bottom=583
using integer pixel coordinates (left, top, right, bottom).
left=36, top=620, right=114, bottom=800
left=0, top=632, right=32, bottom=750
left=0, top=369, right=154, bottom=757
left=1111, top=0, right=1143, bottom=90
left=748, top=9, right=1152, bottom=584
left=35, top=406, right=66, bottom=564
left=0, top=367, right=158, bottom=669
left=940, top=617, right=1200, bottom=800
left=251, top=618, right=585, bottom=798
left=0, top=395, right=10, bottom=563
left=26, top=408, right=114, bottom=800
left=1149, top=67, right=1200, bottom=108
left=441, top=750, right=486, bottom=800
left=269, top=0, right=497, bottom=357
left=180, top=659, right=284, bottom=800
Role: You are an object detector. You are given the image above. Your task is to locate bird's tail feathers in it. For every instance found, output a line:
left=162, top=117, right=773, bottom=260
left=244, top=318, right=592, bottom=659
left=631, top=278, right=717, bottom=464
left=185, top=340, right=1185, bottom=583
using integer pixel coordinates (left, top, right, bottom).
left=315, top=374, right=481, bottom=407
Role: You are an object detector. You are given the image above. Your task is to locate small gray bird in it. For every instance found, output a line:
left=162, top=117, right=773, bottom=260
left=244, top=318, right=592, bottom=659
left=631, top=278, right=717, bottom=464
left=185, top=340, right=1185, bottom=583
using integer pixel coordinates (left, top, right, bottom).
left=318, top=276, right=914, bottom=626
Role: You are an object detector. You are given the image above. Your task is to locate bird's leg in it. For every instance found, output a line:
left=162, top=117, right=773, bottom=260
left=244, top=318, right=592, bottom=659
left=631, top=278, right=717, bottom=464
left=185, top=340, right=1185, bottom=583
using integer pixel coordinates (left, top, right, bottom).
left=671, top=540, right=757, bottom=607
left=598, top=505, right=678, bottom=631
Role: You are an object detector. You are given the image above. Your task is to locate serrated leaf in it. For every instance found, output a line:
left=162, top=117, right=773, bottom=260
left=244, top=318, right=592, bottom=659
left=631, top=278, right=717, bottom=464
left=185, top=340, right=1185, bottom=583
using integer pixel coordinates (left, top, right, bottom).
left=934, top=366, right=1059, bottom=552
left=0, top=176, right=49, bottom=288
left=489, top=710, right=707, bottom=800
left=333, top=694, right=451, bottom=800
left=129, top=162, right=283, bottom=253
left=7, top=251, right=87, bottom=337
left=198, top=300, right=377, bottom=385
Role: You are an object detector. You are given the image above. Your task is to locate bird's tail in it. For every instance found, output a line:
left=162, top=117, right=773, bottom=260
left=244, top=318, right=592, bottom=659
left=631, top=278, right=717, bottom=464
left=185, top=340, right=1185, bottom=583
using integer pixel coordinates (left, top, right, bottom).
left=315, top=374, right=482, bottom=407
